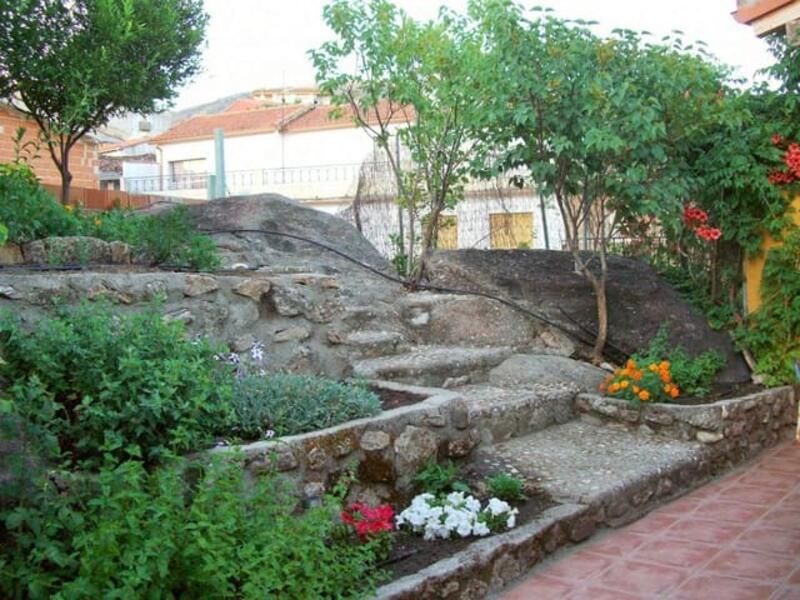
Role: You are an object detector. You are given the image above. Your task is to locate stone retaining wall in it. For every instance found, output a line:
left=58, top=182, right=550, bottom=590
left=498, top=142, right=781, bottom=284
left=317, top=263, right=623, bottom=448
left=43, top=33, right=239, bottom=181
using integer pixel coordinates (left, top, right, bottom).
left=217, top=380, right=580, bottom=505
left=576, top=386, right=797, bottom=467
left=215, top=382, right=480, bottom=504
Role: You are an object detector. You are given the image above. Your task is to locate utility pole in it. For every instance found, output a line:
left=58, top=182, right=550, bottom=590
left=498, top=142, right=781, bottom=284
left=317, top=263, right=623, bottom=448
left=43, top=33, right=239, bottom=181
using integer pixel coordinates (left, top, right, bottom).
left=213, top=128, right=226, bottom=199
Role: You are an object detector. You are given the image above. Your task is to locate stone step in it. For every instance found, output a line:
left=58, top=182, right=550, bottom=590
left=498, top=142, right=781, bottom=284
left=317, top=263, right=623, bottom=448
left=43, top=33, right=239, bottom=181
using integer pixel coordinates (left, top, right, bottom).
left=342, top=330, right=409, bottom=358
left=351, top=345, right=513, bottom=386
left=378, top=420, right=723, bottom=599
left=454, top=382, right=578, bottom=442
left=474, top=419, right=707, bottom=513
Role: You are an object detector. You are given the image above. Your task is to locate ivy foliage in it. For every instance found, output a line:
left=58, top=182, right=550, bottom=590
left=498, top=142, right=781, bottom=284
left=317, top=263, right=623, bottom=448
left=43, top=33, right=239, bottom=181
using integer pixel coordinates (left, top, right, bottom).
left=737, top=229, right=800, bottom=385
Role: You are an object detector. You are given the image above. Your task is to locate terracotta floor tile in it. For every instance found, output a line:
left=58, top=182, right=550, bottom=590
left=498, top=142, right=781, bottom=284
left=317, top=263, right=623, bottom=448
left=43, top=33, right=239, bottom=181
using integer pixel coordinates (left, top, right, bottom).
left=735, top=526, right=800, bottom=556
left=631, top=538, right=720, bottom=569
left=691, top=500, right=769, bottom=523
left=769, top=586, right=800, bottom=600
left=705, top=549, right=798, bottom=581
left=784, top=492, right=800, bottom=509
left=721, top=484, right=790, bottom=506
left=503, top=574, right=576, bottom=600
left=656, top=495, right=703, bottom=516
left=737, top=471, right=799, bottom=491
left=594, top=559, right=688, bottom=596
left=582, top=530, right=649, bottom=557
left=626, top=512, right=680, bottom=534
left=568, top=585, right=648, bottom=600
left=542, top=550, right=615, bottom=581
left=672, top=574, right=777, bottom=600
left=760, top=508, right=800, bottom=530
left=759, top=462, right=800, bottom=480
left=665, top=518, right=745, bottom=545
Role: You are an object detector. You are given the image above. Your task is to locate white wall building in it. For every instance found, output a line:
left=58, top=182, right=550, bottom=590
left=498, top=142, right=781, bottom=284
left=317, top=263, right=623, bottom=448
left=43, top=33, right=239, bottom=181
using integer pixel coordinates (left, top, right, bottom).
left=127, top=91, right=567, bottom=255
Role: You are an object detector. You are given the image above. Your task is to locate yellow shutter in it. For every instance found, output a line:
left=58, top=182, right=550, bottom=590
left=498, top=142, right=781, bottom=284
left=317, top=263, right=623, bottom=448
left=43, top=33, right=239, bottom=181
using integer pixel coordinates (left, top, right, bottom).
left=437, top=215, right=458, bottom=250
left=490, top=212, right=533, bottom=249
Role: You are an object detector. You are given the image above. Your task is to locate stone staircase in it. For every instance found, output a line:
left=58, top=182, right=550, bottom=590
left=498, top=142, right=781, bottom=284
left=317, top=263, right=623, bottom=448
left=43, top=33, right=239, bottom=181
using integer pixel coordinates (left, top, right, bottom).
left=341, top=292, right=776, bottom=599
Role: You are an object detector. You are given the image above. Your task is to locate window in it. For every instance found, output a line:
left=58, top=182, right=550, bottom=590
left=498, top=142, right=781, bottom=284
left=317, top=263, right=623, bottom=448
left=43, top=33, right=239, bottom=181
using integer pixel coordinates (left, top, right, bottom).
left=490, top=212, right=533, bottom=249
left=168, top=159, right=207, bottom=190
left=169, top=158, right=206, bottom=176
left=437, top=215, right=458, bottom=250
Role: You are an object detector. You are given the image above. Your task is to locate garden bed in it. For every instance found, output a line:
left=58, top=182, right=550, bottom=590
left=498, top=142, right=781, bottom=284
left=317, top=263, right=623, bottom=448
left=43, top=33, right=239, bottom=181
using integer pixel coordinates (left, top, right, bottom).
left=576, top=386, right=797, bottom=464
left=382, top=487, right=555, bottom=581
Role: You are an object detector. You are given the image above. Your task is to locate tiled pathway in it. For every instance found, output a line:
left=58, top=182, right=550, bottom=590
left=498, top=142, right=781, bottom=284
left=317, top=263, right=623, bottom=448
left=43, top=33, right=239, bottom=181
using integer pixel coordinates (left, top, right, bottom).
left=501, top=441, right=800, bottom=600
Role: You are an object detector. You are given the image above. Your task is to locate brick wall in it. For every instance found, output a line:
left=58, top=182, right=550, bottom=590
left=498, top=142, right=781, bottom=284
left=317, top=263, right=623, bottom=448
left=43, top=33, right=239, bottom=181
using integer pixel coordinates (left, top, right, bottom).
left=0, top=105, right=99, bottom=188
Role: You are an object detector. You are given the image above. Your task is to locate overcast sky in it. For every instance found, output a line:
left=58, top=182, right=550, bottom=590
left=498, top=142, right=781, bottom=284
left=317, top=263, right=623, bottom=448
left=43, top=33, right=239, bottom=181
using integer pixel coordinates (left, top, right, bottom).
left=173, top=0, right=774, bottom=110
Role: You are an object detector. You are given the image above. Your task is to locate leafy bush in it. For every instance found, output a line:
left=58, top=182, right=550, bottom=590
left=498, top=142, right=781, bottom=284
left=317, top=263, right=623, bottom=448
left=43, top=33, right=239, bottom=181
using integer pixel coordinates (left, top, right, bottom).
left=737, top=228, right=800, bottom=385
left=633, top=325, right=726, bottom=397
left=0, top=164, right=80, bottom=243
left=0, top=164, right=218, bottom=270
left=0, top=303, right=233, bottom=468
left=231, top=374, right=382, bottom=439
left=412, top=460, right=470, bottom=496
left=84, top=205, right=220, bottom=271
left=0, top=459, right=384, bottom=599
left=486, top=473, right=526, bottom=504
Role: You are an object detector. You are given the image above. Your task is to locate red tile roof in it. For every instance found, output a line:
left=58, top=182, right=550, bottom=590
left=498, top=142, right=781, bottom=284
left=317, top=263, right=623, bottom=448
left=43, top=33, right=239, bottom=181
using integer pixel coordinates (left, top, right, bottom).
left=224, top=98, right=266, bottom=112
left=151, top=100, right=413, bottom=144
left=151, top=105, right=307, bottom=143
left=283, top=100, right=414, bottom=133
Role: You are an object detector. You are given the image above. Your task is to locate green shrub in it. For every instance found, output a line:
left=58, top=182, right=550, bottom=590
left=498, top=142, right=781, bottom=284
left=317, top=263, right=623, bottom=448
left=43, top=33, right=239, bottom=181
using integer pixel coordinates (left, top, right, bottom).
left=0, top=164, right=80, bottom=243
left=412, top=460, right=470, bottom=496
left=0, top=303, right=233, bottom=468
left=737, top=228, right=800, bottom=386
left=0, top=459, right=384, bottom=599
left=486, top=473, right=526, bottom=504
left=84, top=205, right=220, bottom=271
left=231, top=374, right=381, bottom=439
left=0, top=164, right=218, bottom=271
left=633, top=325, right=726, bottom=397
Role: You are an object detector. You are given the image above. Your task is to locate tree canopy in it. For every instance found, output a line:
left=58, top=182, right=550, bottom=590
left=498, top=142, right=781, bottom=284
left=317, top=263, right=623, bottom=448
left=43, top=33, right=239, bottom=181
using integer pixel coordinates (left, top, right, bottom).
left=0, top=0, right=208, bottom=202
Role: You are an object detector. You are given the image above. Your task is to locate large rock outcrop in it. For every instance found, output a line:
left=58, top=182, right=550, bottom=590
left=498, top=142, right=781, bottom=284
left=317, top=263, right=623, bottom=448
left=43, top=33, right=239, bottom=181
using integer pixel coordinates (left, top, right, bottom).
left=428, top=249, right=750, bottom=385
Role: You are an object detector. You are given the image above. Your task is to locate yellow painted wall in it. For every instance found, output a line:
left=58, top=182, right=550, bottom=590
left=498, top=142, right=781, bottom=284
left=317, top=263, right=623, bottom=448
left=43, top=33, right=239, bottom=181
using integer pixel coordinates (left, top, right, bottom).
left=745, top=195, right=800, bottom=313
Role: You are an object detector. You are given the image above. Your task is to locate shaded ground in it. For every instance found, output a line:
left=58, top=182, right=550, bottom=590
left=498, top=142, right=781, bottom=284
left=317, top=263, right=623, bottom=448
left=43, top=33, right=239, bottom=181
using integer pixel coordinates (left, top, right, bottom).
left=497, top=441, right=800, bottom=600
left=428, top=249, right=750, bottom=385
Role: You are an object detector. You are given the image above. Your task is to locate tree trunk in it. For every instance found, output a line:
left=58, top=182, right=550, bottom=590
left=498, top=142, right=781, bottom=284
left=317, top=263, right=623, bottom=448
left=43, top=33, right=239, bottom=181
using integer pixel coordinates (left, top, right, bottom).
left=410, top=201, right=442, bottom=286
left=591, top=276, right=608, bottom=364
left=59, top=151, right=72, bottom=206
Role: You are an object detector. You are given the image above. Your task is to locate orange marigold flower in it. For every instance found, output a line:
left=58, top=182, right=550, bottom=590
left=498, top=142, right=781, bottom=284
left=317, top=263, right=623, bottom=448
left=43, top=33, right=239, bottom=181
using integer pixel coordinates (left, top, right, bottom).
left=659, top=361, right=670, bottom=370
left=670, top=387, right=680, bottom=398
left=638, top=390, right=651, bottom=401
left=609, top=383, right=620, bottom=393
left=660, top=372, right=671, bottom=383
left=633, top=385, right=640, bottom=394
left=648, top=364, right=659, bottom=372
left=619, top=380, right=629, bottom=389
left=626, top=359, right=637, bottom=370
left=632, top=370, right=642, bottom=381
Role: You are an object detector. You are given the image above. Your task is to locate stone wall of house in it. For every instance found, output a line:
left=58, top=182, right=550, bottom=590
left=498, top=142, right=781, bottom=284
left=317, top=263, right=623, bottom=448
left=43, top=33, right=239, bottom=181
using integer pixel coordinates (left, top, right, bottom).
left=576, top=387, right=798, bottom=467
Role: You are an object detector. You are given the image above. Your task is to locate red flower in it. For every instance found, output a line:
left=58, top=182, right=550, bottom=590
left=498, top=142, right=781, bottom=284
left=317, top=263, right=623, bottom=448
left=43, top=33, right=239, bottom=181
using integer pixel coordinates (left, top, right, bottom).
left=341, top=502, right=394, bottom=541
left=696, top=226, right=722, bottom=241
left=683, top=204, right=709, bottom=228
left=772, top=133, right=784, bottom=146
